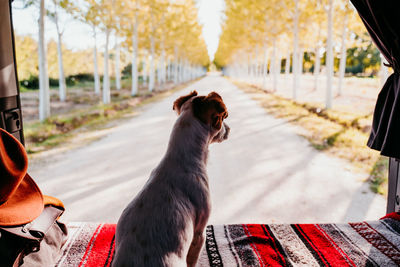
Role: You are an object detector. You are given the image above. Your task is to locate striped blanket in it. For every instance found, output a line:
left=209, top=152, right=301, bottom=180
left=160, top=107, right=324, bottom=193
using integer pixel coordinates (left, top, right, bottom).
left=56, top=213, right=400, bottom=266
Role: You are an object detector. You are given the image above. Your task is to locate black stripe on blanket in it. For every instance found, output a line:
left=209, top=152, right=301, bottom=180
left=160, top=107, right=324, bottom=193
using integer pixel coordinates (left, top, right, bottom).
left=291, top=224, right=330, bottom=267
left=228, top=225, right=260, bottom=267
left=262, top=225, right=292, bottom=267
left=224, top=225, right=240, bottom=267
left=104, top=234, right=115, bottom=267
left=206, top=225, right=223, bottom=266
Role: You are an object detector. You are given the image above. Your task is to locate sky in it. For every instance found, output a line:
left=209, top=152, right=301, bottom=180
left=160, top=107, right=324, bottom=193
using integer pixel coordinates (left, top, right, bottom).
left=11, top=0, right=224, bottom=61
left=197, top=0, right=224, bottom=59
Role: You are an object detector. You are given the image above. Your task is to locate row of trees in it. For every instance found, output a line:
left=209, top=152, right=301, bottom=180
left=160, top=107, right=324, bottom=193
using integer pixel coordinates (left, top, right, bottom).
left=215, top=0, right=382, bottom=109
left=22, top=0, right=209, bottom=121
left=15, top=36, right=106, bottom=82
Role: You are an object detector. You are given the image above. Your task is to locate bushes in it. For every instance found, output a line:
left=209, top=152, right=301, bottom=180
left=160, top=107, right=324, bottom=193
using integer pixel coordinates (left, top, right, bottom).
left=19, top=75, right=39, bottom=89
left=19, top=73, right=95, bottom=90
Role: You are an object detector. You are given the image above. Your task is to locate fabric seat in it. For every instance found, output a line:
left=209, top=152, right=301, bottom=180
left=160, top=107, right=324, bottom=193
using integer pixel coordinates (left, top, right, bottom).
left=55, top=213, right=400, bottom=266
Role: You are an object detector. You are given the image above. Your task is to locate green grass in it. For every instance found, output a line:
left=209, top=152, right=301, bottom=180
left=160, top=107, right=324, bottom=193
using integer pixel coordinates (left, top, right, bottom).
left=369, top=157, right=389, bottom=195
left=233, top=80, right=388, bottom=195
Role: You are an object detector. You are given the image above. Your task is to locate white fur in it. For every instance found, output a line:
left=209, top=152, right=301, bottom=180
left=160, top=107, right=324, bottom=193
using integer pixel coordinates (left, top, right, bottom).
left=113, top=97, right=229, bottom=267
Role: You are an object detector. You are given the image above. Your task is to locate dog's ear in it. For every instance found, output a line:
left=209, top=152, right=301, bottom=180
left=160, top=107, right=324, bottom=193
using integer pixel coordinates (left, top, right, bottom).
left=192, top=92, right=228, bottom=129
left=173, top=90, right=198, bottom=114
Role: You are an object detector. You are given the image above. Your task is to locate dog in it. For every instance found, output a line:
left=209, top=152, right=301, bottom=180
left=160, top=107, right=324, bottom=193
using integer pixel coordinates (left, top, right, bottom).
left=112, top=91, right=229, bottom=267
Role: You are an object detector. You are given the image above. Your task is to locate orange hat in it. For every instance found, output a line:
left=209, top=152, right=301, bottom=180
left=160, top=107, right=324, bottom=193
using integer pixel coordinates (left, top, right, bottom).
left=0, top=128, right=43, bottom=226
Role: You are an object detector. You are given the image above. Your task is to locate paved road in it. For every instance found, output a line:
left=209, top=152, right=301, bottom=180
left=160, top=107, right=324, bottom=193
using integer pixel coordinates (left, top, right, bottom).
left=29, top=74, right=386, bottom=224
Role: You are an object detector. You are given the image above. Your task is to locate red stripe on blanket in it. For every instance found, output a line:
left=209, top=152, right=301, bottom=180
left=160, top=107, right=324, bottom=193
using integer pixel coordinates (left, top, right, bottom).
left=315, top=225, right=357, bottom=267
left=243, top=224, right=289, bottom=266
left=297, top=224, right=354, bottom=267
left=83, top=224, right=116, bottom=267
left=79, top=224, right=103, bottom=267
left=380, top=212, right=400, bottom=221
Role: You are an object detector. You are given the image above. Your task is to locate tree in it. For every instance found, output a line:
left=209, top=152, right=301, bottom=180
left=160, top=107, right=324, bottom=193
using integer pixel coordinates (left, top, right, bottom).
left=38, top=0, right=50, bottom=121
left=48, top=0, right=71, bottom=102
left=19, top=0, right=50, bottom=121
left=96, top=0, right=115, bottom=104
left=68, top=0, right=102, bottom=95
left=336, top=2, right=351, bottom=96
left=215, top=0, right=370, bottom=109
left=292, top=0, right=300, bottom=99
left=114, top=36, right=121, bottom=90
left=325, top=0, right=334, bottom=109
left=18, top=0, right=208, bottom=108
left=119, top=0, right=141, bottom=96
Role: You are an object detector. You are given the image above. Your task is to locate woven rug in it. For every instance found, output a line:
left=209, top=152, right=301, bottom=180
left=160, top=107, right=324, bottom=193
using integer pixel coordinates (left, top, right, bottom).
left=56, top=213, right=400, bottom=266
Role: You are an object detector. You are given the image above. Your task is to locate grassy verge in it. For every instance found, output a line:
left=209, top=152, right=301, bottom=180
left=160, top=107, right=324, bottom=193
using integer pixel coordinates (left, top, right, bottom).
left=24, top=81, right=193, bottom=155
left=233, top=80, right=388, bottom=195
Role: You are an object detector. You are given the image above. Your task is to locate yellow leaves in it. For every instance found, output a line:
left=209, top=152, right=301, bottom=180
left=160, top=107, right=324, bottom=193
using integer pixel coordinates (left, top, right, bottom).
left=15, top=35, right=38, bottom=80
left=215, top=0, right=368, bottom=67
left=15, top=35, right=107, bottom=80
left=115, top=0, right=208, bottom=65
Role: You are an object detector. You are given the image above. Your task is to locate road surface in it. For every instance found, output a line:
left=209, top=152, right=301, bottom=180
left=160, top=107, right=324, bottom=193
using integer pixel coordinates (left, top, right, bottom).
left=29, top=74, right=386, bottom=224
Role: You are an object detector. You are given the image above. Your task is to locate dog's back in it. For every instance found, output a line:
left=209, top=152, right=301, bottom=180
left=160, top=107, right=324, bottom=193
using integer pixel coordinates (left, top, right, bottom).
left=113, top=155, right=210, bottom=266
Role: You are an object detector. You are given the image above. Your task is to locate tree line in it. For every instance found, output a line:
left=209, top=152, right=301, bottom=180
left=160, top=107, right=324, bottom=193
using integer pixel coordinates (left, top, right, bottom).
left=19, top=0, right=209, bottom=121
left=214, top=0, right=386, bottom=109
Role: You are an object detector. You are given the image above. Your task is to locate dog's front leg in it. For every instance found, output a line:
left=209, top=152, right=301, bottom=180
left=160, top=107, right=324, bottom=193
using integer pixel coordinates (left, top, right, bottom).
left=186, top=231, right=205, bottom=267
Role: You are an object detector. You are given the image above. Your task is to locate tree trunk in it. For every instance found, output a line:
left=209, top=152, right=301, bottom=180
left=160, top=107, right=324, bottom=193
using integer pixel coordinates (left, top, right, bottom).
left=180, top=59, right=184, bottom=83
left=53, top=4, right=67, bottom=103
left=337, top=12, right=348, bottom=96
left=161, top=49, right=166, bottom=84
left=157, top=56, right=163, bottom=89
left=262, top=45, right=268, bottom=89
left=103, top=28, right=111, bottom=104
left=313, top=45, right=321, bottom=91
left=56, top=31, right=66, bottom=102
left=182, top=60, right=187, bottom=82
left=173, top=46, right=179, bottom=84
left=142, top=56, right=148, bottom=86
left=38, top=0, right=50, bottom=121
left=297, top=47, right=303, bottom=89
left=186, top=61, right=190, bottom=81
left=277, top=54, right=282, bottom=78
left=276, top=53, right=282, bottom=92
left=131, top=17, right=138, bottom=96
left=252, top=48, right=258, bottom=82
left=149, top=35, right=155, bottom=92
left=326, top=0, right=334, bottom=109
left=115, top=37, right=121, bottom=91
left=93, top=27, right=101, bottom=95
left=272, top=39, right=278, bottom=92
left=255, top=46, right=260, bottom=79
left=292, top=0, right=299, bottom=100
left=285, top=50, right=291, bottom=87
left=298, top=48, right=304, bottom=75
left=157, top=57, right=161, bottom=84
left=167, top=57, right=171, bottom=81
left=313, top=22, right=322, bottom=92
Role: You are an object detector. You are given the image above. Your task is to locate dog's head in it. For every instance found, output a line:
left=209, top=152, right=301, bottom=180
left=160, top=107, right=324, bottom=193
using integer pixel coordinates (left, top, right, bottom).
left=173, top=90, right=229, bottom=143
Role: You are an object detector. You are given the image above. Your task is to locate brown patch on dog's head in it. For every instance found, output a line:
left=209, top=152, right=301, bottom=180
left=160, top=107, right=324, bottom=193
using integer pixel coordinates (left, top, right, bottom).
left=192, top=92, right=228, bottom=130
left=173, top=90, right=198, bottom=114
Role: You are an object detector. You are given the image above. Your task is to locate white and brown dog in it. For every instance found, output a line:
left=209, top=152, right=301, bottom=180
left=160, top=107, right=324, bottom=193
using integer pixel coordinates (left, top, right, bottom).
left=113, top=91, right=229, bottom=267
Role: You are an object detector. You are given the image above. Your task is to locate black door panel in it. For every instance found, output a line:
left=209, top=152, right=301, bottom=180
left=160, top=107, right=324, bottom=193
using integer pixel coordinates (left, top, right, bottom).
left=0, top=0, right=24, bottom=143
